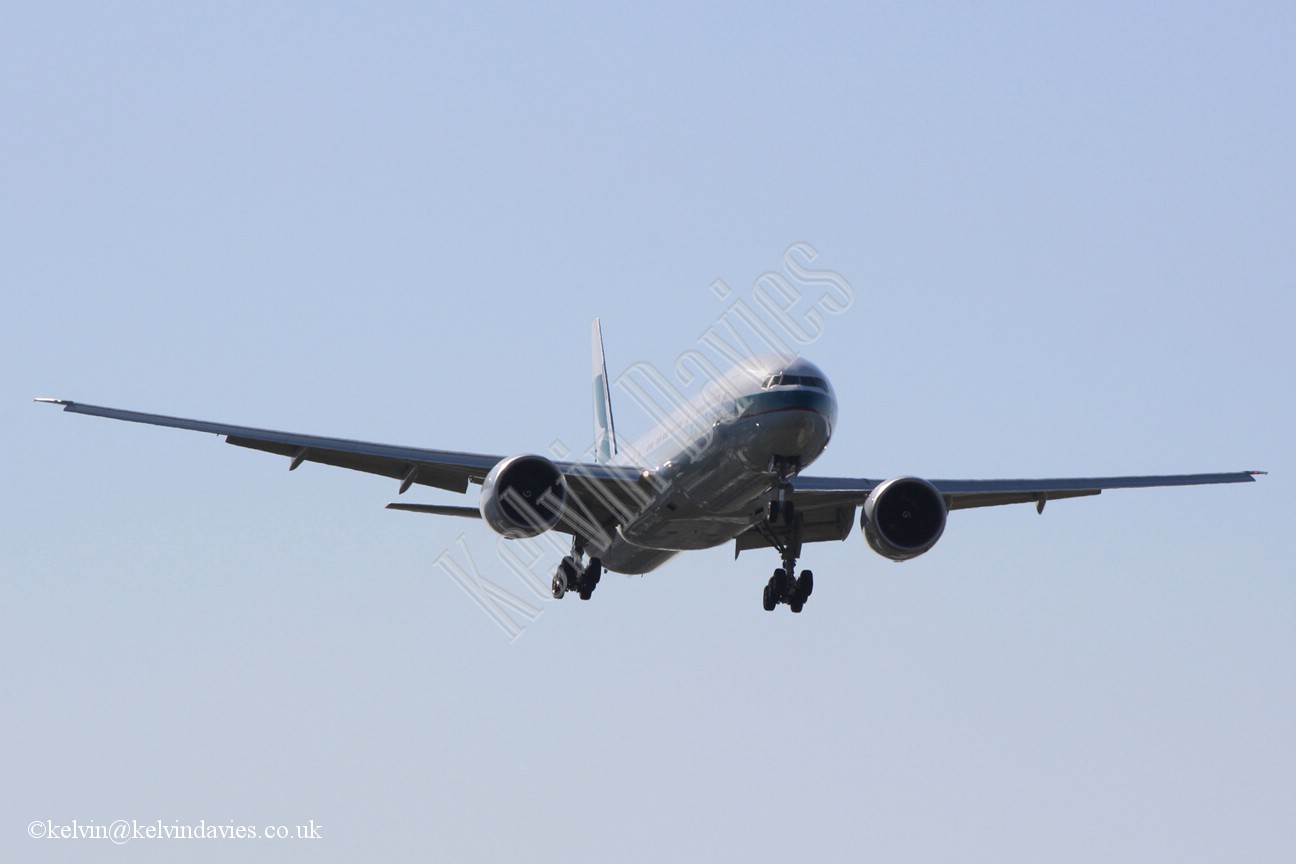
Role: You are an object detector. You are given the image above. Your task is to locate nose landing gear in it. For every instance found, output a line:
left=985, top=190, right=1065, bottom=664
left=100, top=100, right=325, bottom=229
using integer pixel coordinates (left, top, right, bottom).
left=758, top=480, right=815, bottom=614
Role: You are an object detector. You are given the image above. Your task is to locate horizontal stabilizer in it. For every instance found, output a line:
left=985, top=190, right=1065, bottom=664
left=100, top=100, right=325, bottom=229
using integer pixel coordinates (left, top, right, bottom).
left=386, top=502, right=482, bottom=518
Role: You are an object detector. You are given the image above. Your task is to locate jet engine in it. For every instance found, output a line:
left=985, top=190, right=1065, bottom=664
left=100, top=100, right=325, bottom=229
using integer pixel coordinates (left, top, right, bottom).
left=861, top=476, right=948, bottom=561
left=479, top=455, right=568, bottom=539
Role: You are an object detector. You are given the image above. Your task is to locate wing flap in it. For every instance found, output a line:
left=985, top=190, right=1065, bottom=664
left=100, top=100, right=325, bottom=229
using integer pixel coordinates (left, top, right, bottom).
left=224, top=435, right=481, bottom=493
left=734, top=505, right=856, bottom=554
left=947, top=489, right=1101, bottom=511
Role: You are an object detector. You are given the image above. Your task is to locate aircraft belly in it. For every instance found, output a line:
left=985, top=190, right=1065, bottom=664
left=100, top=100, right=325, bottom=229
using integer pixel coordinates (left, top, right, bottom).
left=618, top=508, right=760, bottom=552
left=596, top=538, right=678, bottom=575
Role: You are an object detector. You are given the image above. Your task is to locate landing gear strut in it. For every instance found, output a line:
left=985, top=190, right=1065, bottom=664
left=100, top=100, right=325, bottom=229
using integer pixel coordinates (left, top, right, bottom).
left=551, top=536, right=602, bottom=601
left=759, top=467, right=815, bottom=613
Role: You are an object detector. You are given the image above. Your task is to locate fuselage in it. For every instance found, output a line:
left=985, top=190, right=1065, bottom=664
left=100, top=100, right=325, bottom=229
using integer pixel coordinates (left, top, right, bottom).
left=592, top=356, right=837, bottom=574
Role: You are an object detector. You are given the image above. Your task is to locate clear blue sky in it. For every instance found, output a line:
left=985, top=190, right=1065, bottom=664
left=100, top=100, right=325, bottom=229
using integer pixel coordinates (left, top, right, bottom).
left=3, top=3, right=1292, bottom=862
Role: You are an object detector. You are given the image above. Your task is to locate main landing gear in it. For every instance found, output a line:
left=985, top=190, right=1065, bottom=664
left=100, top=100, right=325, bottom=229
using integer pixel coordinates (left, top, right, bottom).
left=762, top=566, right=813, bottom=613
left=760, top=468, right=814, bottom=613
left=551, top=537, right=602, bottom=601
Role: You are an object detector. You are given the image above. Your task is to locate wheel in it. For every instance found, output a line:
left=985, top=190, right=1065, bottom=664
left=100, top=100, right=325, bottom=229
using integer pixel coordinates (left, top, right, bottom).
left=551, top=571, right=567, bottom=599
left=556, top=556, right=582, bottom=599
left=798, top=570, right=813, bottom=599
left=579, top=589, right=592, bottom=600
left=772, top=568, right=788, bottom=600
left=762, top=583, right=776, bottom=611
left=790, top=600, right=804, bottom=613
left=587, top=558, right=603, bottom=585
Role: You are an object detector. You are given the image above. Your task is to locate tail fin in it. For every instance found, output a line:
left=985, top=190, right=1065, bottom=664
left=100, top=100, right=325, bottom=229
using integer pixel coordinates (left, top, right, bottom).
left=591, top=318, right=618, bottom=463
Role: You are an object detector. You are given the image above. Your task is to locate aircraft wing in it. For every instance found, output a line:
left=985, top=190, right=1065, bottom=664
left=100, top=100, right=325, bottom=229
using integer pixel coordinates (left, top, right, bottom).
left=734, top=470, right=1263, bottom=554
left=35, top=400, right=646, bottom=524
left=794, top=471, right=1263, bottom=511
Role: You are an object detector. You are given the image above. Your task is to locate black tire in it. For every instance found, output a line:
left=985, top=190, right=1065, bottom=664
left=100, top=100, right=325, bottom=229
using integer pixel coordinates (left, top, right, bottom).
left=762, top=583, right=776, bottom=611
left=790, top=600, right=804, bottom=613
left=772, top=568, right=788, bottom=600
left=579, top=589, right=592, bottom=601
left=799, top=570, right=814, bottom=599
left=551, top=571, right=567, bottom=599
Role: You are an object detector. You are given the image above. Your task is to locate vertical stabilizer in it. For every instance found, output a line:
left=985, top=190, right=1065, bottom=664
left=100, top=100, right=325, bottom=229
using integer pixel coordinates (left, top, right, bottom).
left=591, top=319, right=618, bottom=463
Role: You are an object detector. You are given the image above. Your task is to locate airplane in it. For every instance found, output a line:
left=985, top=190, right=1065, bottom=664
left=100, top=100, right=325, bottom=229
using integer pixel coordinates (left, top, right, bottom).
left=37, top=320, right=1263, bottom=613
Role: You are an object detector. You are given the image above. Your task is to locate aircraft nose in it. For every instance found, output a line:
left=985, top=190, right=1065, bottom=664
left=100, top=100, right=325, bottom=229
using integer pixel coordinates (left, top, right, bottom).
left=762, top=400, right=833, bottom=453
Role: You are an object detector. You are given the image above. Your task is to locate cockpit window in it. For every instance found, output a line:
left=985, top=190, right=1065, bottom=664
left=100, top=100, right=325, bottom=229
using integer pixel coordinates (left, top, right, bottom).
left=761, top=373, right=827, bottom=391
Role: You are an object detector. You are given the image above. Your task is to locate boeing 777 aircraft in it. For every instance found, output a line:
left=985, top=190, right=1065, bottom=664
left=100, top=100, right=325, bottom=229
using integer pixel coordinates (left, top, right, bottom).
left=38, top=320, right=1262, bottom=613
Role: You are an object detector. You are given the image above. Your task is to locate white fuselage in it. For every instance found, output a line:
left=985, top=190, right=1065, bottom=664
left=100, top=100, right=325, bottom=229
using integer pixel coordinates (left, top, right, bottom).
left=591, top=356, right=837, bottom=574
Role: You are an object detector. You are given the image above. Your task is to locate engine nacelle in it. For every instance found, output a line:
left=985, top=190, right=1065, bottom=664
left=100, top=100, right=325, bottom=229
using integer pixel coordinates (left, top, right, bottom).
left=861, top=476, right=948, bottom=561
left=478, top=455, right=568, bottom=539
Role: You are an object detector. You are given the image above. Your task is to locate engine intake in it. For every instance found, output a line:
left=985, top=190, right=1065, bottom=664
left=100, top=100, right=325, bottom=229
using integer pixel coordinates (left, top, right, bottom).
left=479, top=455, right=568, bottom=539
left=861, top=476, right=947, bottom=561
